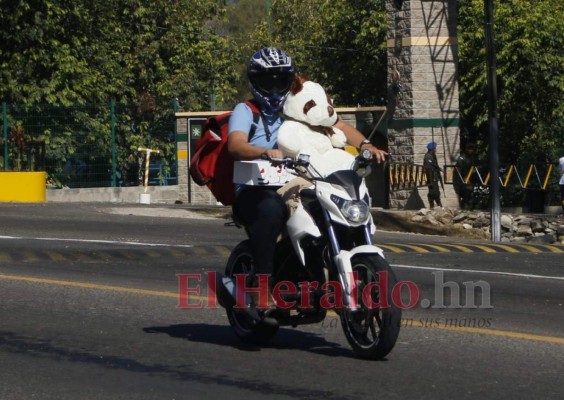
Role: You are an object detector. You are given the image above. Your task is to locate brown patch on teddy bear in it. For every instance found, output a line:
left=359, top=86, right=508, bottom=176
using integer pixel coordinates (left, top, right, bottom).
left=290, top=73, right=307, bottom=95
left=289, top=73, right=337, bottom=137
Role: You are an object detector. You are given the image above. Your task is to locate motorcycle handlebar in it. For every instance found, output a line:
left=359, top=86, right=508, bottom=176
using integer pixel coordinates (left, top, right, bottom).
left=260, top=153, right=311, bottom=169
left=261, top=150, right=390, bottom=175
left=261, top=150, right=381, bottom=164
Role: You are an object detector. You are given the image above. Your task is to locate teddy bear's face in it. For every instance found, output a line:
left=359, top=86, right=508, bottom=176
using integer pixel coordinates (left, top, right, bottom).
left=283, top=81, right=338, bottom=127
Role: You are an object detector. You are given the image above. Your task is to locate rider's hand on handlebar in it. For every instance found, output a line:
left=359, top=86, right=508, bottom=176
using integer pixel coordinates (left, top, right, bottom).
left=260, top=149, right=284, bottom=164
left=361, top=143, right=388, bottom=163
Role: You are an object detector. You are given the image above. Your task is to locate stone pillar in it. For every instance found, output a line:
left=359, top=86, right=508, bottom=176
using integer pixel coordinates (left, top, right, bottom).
left=175, top=113, right=225, bottom=205
left=387, top=0, right=460, bottom=209
left=176, top=118, right=189, bottom=203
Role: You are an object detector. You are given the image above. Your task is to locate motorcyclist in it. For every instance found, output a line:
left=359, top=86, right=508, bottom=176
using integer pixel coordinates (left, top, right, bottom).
left=226, top=47, right=387, bottom=313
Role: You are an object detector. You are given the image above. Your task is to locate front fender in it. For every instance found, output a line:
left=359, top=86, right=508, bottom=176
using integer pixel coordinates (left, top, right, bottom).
left=349, top=244, right=385, bottom=259
left=334, top=245, right=386, bottom=310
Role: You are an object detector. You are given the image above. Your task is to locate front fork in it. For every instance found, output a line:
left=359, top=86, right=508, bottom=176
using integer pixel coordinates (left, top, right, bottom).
left=322, top=208, right=384, bottom=311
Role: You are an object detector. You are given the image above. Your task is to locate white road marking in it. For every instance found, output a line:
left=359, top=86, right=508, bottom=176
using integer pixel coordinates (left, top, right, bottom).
left=0, top=234, right=561, bottom=280
left=0, top=235, right=192, bottom=248
left=391, top=263, right=564, bottom=281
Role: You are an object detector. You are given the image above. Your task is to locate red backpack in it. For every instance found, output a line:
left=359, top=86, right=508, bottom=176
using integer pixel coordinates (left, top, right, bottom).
left=189, top=100, right=261, bottom=205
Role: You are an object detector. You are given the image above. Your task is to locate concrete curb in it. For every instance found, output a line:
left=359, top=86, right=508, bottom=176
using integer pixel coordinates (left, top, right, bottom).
left=96, top=204, right=477, bottom=239
left=95, top=203, right=563, bottom=242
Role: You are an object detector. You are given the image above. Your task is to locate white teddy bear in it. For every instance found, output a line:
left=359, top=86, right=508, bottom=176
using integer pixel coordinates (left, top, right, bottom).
left=277, top=75, right=355, bottom=177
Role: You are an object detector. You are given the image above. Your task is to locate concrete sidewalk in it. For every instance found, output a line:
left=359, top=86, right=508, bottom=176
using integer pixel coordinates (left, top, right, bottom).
left=95, top=203, right=473, bottom=238
left=95, top=203, right=563, bottom=244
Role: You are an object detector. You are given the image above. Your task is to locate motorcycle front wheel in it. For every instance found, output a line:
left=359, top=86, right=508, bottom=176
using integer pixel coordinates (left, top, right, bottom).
left=224, top=240, right=279, bottom=344
left=340, top=255, right=402, bottom=360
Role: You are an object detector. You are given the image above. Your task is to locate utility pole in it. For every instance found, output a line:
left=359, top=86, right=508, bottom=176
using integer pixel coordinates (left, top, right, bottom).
left=484, top=0, right=501, bottom=242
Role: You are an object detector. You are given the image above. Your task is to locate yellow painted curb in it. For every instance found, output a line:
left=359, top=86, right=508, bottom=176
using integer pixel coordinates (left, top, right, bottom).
left=0, top=172, right=46, bottom=202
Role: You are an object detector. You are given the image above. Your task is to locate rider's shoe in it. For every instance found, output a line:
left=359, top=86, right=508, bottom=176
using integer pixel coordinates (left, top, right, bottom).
left=218, top=274, right=278, bottom=327
left=249, top=276, right=279, bottom=327
left=249, top=275, right=277, bottom=311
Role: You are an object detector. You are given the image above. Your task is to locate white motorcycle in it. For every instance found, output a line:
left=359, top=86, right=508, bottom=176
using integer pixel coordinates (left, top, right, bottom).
left=217, top=150, right=401, bottom=360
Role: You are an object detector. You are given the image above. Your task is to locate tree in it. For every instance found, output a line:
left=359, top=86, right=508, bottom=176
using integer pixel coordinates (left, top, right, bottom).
left=215, top=0, right=388, bottom=107
left=2, top=0, right=561, bottom=185
left=0, top=0, right=241, bottom=180
left=217, top=0, right=270, bottom=104
left=268, top=0, right=388, bottom=106
left=458, top=0, right=564, bottom=164
left=0, top=0, right=239, bottom=109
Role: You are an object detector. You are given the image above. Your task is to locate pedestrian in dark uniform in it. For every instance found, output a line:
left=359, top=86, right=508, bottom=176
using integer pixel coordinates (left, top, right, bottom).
left=424, top=141, right=442, bottom=208
left=454, top=143, right=475, bottom=209
left=559, top=156, right=564, bottom=214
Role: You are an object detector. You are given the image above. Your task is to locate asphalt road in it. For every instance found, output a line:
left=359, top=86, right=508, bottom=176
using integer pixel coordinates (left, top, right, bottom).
left=0, top=203, right=562, bottom=400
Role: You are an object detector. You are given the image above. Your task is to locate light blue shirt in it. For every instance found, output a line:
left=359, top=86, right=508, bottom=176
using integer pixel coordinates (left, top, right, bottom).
left=228, top=102, right=282, bottom=149
left=228, top=102, right=284, bottom=195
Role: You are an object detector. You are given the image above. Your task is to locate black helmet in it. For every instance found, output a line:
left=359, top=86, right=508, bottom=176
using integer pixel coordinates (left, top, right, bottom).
left=247, top=47, right=295, bottom=112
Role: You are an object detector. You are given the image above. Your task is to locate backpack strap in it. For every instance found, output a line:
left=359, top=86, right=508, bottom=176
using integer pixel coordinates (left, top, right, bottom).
left=245, top=99, right=274, bottom=142
left=244, top=99, right=261, bottom=141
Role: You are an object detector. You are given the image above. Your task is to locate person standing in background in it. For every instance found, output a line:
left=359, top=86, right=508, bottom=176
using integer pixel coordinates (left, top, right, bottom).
left=424, top=141, right=443, bottom=209
left=559, top=156, right=564, bottom=214
left=454, top=143, right=475, bottom=209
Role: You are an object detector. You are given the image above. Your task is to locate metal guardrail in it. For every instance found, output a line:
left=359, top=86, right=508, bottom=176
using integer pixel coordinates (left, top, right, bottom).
left=389, top=162, right=559, bottom=191
left=388, top=163, right=428, bottom=190
left=444, top=164, right=556, bottom=190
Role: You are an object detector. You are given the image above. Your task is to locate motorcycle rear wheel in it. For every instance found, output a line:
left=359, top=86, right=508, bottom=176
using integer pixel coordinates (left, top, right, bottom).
left=224, top=241, right=279, bottom=344
left=340, top=255, right=402, bottom=360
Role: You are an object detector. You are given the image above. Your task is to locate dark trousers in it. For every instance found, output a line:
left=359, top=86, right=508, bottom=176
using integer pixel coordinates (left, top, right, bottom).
left=454, top=183, right=473, bottom=209
left=427, top=183, right=442, bottom=207
left=233, top=187, right=288, bottom=275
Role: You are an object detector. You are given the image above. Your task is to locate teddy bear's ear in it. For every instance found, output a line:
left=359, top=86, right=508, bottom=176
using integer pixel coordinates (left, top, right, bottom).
left=290, top=73, right=307, bottom=95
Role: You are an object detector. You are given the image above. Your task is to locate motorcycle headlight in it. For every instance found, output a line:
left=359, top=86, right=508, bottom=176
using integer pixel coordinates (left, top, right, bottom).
left=331, top=196, right=370, bottom=223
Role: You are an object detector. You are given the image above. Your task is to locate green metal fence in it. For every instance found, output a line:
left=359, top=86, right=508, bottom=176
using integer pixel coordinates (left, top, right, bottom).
left=0, top=100, right=178, bottom=189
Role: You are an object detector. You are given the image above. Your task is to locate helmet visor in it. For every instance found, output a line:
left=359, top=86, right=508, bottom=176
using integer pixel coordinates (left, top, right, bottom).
left=251, top=73, right=293, bottom=96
